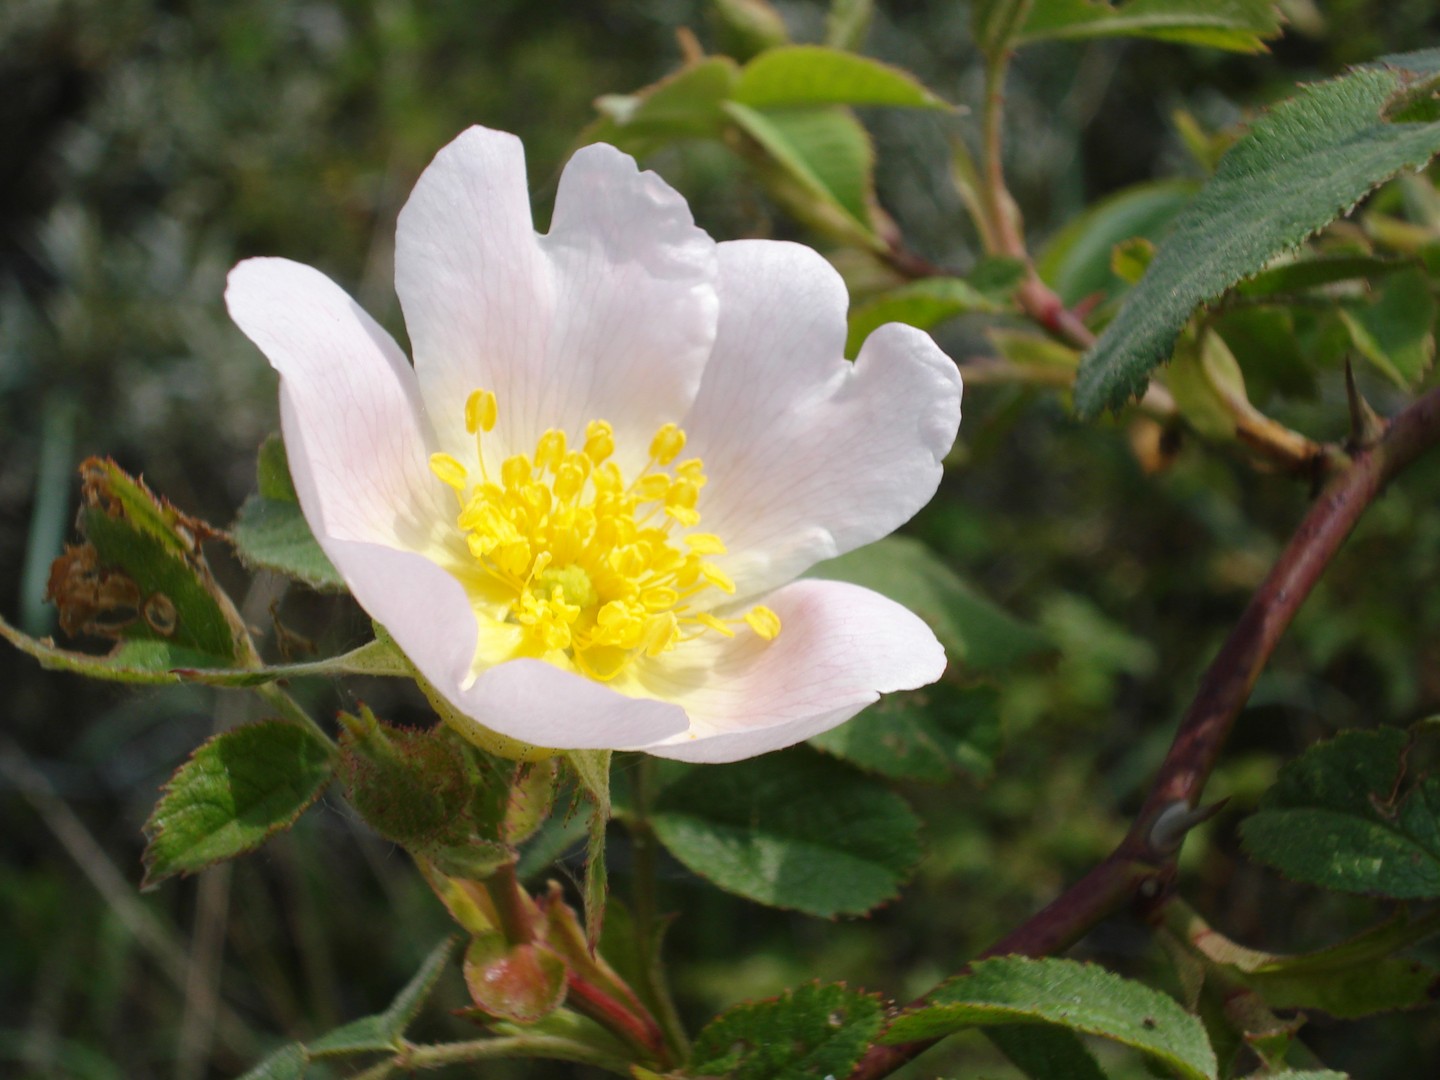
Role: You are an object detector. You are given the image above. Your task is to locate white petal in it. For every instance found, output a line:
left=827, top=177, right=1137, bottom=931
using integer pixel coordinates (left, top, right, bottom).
left=225, top=258, right=451, bottom=555
left=634, top=578, right=946, bottom=763
left=325, top=538, right=690, bottom=751
left=682, top=240, right=961, bottom=600
left=395, top=128, right=718, bottom=470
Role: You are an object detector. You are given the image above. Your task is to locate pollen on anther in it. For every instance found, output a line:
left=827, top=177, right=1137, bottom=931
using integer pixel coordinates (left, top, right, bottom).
left=745, top=606, right=781, bottom=640
left=429, top=452, right=468, bottom=491
left=650, top=422, right=686, bottom=465
left=465, top=389, right=497, bottom=434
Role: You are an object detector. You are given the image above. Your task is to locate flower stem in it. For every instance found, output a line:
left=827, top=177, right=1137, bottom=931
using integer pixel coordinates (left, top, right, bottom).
left=629, top=757, right=691, bottom=1059
left=365, top=1034, right=633, bottom=1076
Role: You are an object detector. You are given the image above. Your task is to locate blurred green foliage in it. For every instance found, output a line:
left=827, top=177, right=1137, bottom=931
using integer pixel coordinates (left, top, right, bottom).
left=6, top=1, right=1440, bottom=1077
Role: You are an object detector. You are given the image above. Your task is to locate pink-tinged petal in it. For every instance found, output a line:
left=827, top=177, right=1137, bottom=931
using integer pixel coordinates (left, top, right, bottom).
left=396, top=128, right=718, bottom=470
left=682, top=240, right=961, bottom=601
left=634, top=578, right=946, bottom=763
left=324, top=538, right=691, bottom=751
left=225, top=258, right=451, bottom=554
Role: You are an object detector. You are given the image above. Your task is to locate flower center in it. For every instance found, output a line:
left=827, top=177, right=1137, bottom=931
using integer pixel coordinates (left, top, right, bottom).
left=429, top=389, right=780, bottom=681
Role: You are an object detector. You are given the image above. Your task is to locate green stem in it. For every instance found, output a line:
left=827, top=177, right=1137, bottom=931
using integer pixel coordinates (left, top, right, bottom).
left=628, top=756, right=691, bottom=1060
left=360, top=1034, right=632, bottom=1077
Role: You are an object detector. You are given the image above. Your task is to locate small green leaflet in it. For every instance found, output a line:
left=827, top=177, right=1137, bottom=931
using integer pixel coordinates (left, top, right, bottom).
left=690, top=982, right=885, bottom=1080
left=883, top=957, right=1217, bottom=1080
left=1075, top=53, right=1440, bottom=416
left=732, top=45, right=951, bottom=111
left=232, top=497, right=345, bottom=592
left=236, top=1045, right=307, bottom=1080
left=846, top=277, right=1004, bottom=358
left=142, top=720, right=334, bottom=888
left=726, top=102, right=881, bottom=246
left=235, top=938, right=457, bottom=1076
left=1017, top=0, right=1283, bottom=53
left=651, top=750, right=920, bottom=916
left=233, top=434, right=344, bottom=591
left=1240, top=728, right=1440, bottom=899
left=589, top=57, right=739, bottom=159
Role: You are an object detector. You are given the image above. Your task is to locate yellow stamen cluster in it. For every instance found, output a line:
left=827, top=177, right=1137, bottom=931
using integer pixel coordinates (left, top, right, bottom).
left=429, top=390, right=780, bottom=681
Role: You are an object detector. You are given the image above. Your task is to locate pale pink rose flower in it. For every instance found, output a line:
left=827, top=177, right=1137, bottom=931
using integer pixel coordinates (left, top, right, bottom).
left=226, top=126, right=960, bottom=763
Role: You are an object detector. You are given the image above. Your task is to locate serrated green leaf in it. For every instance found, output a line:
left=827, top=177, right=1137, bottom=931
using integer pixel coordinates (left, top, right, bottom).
left=810, top=683, right=1000, bottom=782
left=1037, top=180, right=1198, bottom=306
left=651, top=751, right=920, bottom=916
left=846, top=277, right=1002, bottom=357
left=726, top=101, right=879, bottom=245
left=1075, top=56, right=1440, bottom=416
left=809, top=536, right=1050, bottom=672
left=63, top=459, right=246, bottom=663
left=988, top=1023, right=1107, bottom=1080
left=1337, top=265, right=1436, bottom=388
left=1017, top=0, right=1284, bottom=52
left=733, top=45, right=950, bottom=111
left=236, top=1044, right=307, bottom=1080
left=232, top=494, right=346, bottom=592
left=690, top=982, right=885, bottom=1080
left=308, top=937, right=457, bottom=1057
left=1241, top=728, right=1440, bottom=899
left=588, top=58, right=739, bottom=158
left=884, top=957, right=1217, bottom=1080
left=142, top=720, right=333, bottom=888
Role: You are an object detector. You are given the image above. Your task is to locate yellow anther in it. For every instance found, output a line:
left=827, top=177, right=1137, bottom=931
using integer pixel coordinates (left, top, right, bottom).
left=584, top=420, right=615, bottom=463
left=650, top=423, right=686, bottom=465
left=634, top=474, right=672, bottom=501
left=694, top=612, right=735, bottom=637
left=501, top=454, right=533, bottom=489
left=440, top=390, right=751, bottom=678
left=745, top=606, right=781, bottom=640
left=667, top=480, right=699, bottom=511
left=429, top=452, right=469, bottom=491
left=535, top=429, right=567, bottom=472
left=643, top=612, right=681, bottom=656
left=465, top=389, right=498, bottom=434
left=641, top=586, right=680, bottom=611
left=700, top=563, right=735, bottom=594
left=685, top=533, right=727, bottom=555
left=591, top=461, right=622, bottom=494
left=555, top=461, right=586, bottom=501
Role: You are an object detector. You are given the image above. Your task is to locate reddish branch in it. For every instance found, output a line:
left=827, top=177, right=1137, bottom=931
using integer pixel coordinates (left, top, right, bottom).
left=850, top=383, right=1440, bottom=1080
